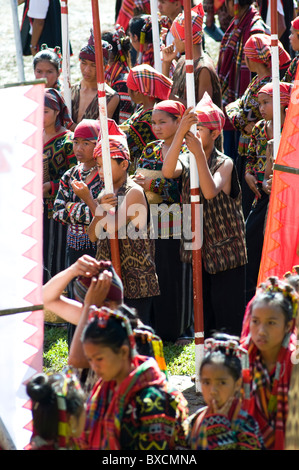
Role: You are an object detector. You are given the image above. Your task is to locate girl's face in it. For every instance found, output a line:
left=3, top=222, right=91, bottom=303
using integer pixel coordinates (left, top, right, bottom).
left=290, top=26, right=299, bottom=52
left=258, top=93, right=273, bottom=120
left=34, top=60, right=59, bottom=88
left=44, top=106, right=58, bottom=128
left=73, top=138, right=96, bottom=164
left=200, top=362, right=241, bottom=409
left=151, top=110, right=180, bottom=141
left=83, top=341, right=129, bottom=384
left=80, top=58, right=97, bottom=82
left=250, top=301, right=292, bottom=357
left=129, top=32, right=140, bottom=52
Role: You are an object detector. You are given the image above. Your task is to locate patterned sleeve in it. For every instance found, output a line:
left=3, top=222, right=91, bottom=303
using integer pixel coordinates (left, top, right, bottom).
left=50, top=136, right=76, bottom=196
left=245, top=122, right=259, bottom=176
left=53, top=169, right=94, bottom=226
left=121, top=386, right=189, bottom=450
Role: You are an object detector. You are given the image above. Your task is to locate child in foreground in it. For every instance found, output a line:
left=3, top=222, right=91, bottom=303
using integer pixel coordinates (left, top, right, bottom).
left=241, top=276, right=299, bottom=450
left=185, top=333, right=264, bottom=450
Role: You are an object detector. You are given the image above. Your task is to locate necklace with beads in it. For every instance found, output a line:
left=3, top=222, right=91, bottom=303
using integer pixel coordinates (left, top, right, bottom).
left=79, top=164, right=97, bottom=182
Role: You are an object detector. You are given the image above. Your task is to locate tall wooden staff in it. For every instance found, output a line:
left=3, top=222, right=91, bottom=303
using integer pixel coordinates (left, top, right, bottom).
left=91, top=0, right=121, bottom=278
left=270, top=0, right=281, bottom=160
left=149, top=0, right=162, bottom=72
left=61, top=0, right=72, bottom=114
left=183, top=0, right=204, bottom=393
left=10, top=0, right=25, bottom=82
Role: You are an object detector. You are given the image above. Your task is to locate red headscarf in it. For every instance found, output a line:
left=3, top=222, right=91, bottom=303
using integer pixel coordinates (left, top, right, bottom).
left=258, top=82, right=293, bottom=107
left=153, top=100, right=186, bottom=118
left=170, top=4, right=204, bottom=45
left=291, top=16, right=299, bottom=31
left=195, top=92, right=225, bottom=132
left=244, top=33, right=290, bottom=68
left=74, top=119, right=101, bottom=141
left=127, top=64, right=172, bottom=101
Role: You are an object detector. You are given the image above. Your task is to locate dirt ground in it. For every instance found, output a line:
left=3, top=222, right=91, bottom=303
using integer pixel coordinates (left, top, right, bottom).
left=2, top=0, right=211, bottom=415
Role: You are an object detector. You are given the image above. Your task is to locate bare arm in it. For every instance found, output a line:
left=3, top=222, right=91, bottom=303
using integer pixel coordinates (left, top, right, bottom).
left=43, top=255, right=101, bottom=325
left=68, top=271, right=113, bottom=368
left=30, top=18, right=45, bottom=54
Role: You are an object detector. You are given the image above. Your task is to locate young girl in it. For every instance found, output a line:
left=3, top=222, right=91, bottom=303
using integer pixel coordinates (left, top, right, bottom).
left=79, top=305, right=188, bottom=450
left=42, top=88, right=76, bottom=284
left=128, top=14, right=155, bottom=67
left=33, top=44, right=62, bottom=90
left=133, top=99, right=188, bottom=343
left=240, top=276, right=299, bottom=450
left=26, top=367, right=86, bottom=450
left=162, top=93, right=247, bottom=338
left=185, top=333, right=264, bottom=450
left=245, top=81, right=292, bottom=304
left=226, top=33, right=290, bottom=218
left=282, top=16, right=299, bottom=83
left=122, top=63, right=173, bottom=168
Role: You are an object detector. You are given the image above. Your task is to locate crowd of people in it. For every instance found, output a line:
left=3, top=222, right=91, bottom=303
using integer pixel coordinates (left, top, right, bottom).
left=13, top=0, right=299, bottom=452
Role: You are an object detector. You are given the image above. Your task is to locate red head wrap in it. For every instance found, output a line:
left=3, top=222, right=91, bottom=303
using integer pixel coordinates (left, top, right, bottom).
left=244, top=34, right=290, bottom=68
left=291, top=16, right=299, bottom=31
left=258, top=82, right=293, bottom=107
left=93, top=136, right=130, bottom=161
left=44, top=88, right=73, bottom=131
left=153, top=99, right=186, bottom=118
left=170, top=4, right=204, bottom=44
left=127, top=64, right=172, bottom=101
left=195, top=92, right=225, bottom=132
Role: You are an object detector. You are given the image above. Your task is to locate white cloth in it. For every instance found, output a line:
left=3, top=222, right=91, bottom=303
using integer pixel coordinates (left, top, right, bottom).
left=28, top=0, right=49, bottom=19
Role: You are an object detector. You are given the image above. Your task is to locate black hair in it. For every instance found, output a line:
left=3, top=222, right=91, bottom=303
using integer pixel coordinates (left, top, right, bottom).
left=129, top=14, right=153, bottom=43
left=33, top=45, right=61, bottom=73
left=82, top=313, right=130, bottom=354
left=199, top=333, right=243, bottom=382
left=26, top=372, right=85, bottom=441
left=250, top=289, right=294, bottom=324
left=101, top=29, right=131, bottom=66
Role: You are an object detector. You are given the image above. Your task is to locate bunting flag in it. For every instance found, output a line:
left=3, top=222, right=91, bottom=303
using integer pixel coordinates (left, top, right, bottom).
left=258, top=68, right=299, bottom=284
left=0, top=81, right=44, bottom=450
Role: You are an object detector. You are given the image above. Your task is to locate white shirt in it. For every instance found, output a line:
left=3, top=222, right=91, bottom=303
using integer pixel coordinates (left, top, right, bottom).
left=28, top=0, right=49, bottom=19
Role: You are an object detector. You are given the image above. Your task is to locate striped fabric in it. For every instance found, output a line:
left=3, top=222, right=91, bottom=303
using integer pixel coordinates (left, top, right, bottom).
left=195, top=92, right=225, bottom=132
left=258, top=81, right=293, bottom=107
left=170, top=3, right=204, bottom=44
left=44, top=88, right=73, bottom=131
left=244, top=33, right=290, bottom=68
left=127, top=64, right=173, bottom=100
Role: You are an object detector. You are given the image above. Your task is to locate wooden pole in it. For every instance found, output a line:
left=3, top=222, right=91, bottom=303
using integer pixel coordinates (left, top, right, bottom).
left=91, top=0, right=122, bottom=278
left=183, top=0, right=204, bottom=393
left=149, top=0, right=162, bottom=72
left=270, top=0, right=281, bottom=160
left=61, top=0, right=72, bottom=114
left=10, top=0, right=25, bottom=82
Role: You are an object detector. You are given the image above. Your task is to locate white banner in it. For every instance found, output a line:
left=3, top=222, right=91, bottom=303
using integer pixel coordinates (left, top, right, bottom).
left=0, top=82, right=44, bottom=450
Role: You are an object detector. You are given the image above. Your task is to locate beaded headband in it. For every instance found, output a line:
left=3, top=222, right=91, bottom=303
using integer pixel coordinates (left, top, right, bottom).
left=256, top=275, right=299, bottom=320
left=204, top=336, right=248, bottom=360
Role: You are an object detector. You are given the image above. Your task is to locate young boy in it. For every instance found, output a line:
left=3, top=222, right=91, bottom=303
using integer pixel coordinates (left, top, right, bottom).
left=73, top=133, right=160, bottom=327
left=162, top=92, right=247, bottom=338
left=245, top=81, right=292, bottom=303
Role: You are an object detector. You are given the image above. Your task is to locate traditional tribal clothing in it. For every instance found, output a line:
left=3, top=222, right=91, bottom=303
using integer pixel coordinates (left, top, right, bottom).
left=217, top=4, right=269, bottom=131
left=195, top=92, right=225, bottom=132
left=185, top=399, right=264, bottom=450
left=105, top=62, right=136, bottom=124
left=127, top=64, right=173, bottom=100
left=153, top=99, right=186, bottom=118
left=124, top=106, right=158, bottom=165
left=116, top=0, right=151, bottom=32
left=258, top=81, right=293, bottom=107
left=244, top=33, right=290, bottom=68
left=45, top=88, right=73, bottom=131
left=136, top=140, right=188, bottom=341
left=282, top=56, right=299, bottom=83
left=83, top=356, right=188, bottom=450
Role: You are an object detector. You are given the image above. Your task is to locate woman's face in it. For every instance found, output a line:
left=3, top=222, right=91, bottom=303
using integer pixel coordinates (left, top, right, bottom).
left=249, top=301, right=292, bottom=358
left=43, top=106, right=58, bottom=128
left=151, top=110, right=180, bottom=140
left=34, top=60, right=59, bottom=88
left=83, top=341, right=130, bottom=384
left=200, top=362, right=241, bottom=409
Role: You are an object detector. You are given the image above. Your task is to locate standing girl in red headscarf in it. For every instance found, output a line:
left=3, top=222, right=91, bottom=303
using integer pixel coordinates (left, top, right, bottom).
left=133, top=100, right=189, bottom=343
